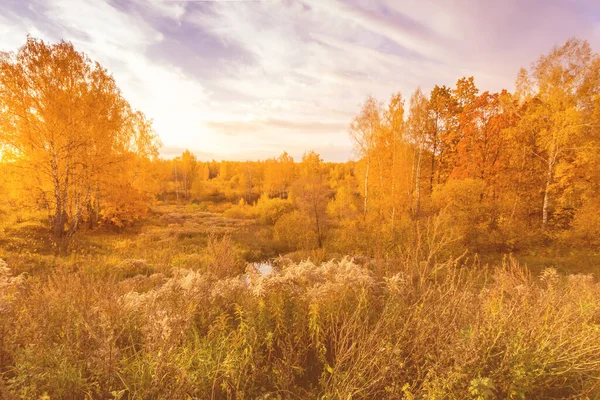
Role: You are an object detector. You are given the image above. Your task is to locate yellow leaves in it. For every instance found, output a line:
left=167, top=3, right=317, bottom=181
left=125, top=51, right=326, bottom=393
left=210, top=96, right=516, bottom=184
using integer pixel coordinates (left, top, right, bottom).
left=0, top=37, right=160, bottom=236
left=454, top=76, right=479, bottom=107
left=263, top=151, right=296, bottom=198
left=349, top=96, right=382, bottom=157
left=327, top=180, right=358, bottom=221
left=110, top=217, right=125, bottom=229
left=274, top=210, right=318, bottom=251
left=564, top=199, right=600, bottom=246
left=254, top=194, right=293, bottom=225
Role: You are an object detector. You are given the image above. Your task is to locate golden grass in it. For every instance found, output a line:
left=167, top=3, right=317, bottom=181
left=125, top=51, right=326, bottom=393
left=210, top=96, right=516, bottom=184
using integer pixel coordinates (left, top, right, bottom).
left=2, top=251, right=600, bottom=399
left=1, top=205, right=600, bottom=399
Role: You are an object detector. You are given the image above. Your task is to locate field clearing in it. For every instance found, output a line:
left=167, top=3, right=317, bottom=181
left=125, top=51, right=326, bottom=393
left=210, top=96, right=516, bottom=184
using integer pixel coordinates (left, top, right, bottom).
left=0, top=204, right=273, bottom=278
left=3, top=207, right=600, bottom=398
left=2, top=203, right=599, bottom=280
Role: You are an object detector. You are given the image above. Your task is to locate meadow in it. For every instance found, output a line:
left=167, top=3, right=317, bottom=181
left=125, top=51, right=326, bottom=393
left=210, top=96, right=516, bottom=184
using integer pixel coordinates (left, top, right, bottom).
left=1, top=201, right=600, bottom=399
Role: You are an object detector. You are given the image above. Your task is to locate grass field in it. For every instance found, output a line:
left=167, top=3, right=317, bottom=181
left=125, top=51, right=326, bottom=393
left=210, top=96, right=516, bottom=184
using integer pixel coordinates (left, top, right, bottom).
left=2, top=203, right=600, bottom=399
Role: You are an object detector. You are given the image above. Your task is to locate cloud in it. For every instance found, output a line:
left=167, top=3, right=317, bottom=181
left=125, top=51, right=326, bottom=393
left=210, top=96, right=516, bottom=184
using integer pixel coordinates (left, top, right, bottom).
left=204, top=118, right=348, bottom=137
left=306, top=0, right=447, bottom=62
left=2, top=0, right=600, bottom=162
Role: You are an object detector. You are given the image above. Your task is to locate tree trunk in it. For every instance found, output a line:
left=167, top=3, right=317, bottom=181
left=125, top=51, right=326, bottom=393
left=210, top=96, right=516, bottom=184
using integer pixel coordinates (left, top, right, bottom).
left=174, top=164, right=179, bottom=201
left=314, top=202, right=322, bottom=249
left=429, top=118, right=438, bottom=194
left=363, top=158, right=370, bottom=216
left=53, top=208, right=66, bottom=237
left=50, top=141, right=65, bottom=237
left=391, top=147, right=396, bottom=230
left=414, top=142, right=423, bottom=217
left=430, top=145, right=436, bottom=194
left=542, top=158, right=554, bottom=227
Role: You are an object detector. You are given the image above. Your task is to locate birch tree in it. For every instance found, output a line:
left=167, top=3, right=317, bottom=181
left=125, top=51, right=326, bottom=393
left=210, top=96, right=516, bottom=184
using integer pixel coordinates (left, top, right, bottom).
left=0, top=37, right=159, bottom=237
left=517, top=39, right=598, bottom=227
left=349, top=96, right=381, bottom=217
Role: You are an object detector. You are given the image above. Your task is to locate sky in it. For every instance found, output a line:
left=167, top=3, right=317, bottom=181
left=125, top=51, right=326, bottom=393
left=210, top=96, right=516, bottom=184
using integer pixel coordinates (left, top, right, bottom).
left=1, top=0, right=600, bottom=162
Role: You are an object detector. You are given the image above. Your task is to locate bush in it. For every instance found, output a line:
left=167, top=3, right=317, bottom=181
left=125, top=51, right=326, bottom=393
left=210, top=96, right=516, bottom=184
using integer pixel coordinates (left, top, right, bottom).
left=274, top=211, right=318, bottom=251
left=563, top=199, right=600, bottom=247
left=201, top=233, right=245, bottom=278
left=432, top=178, right=495, bottom=252
left=113, top=259, right=154, bottom=279
left=223, top=198, right=256, bottom=220
left=254, top=193, right=294, bottom=225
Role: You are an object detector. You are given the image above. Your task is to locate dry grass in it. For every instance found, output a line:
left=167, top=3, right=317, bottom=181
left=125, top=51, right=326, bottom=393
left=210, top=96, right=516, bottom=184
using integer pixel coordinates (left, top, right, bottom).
left=2, top=252, right=600, bottom=399
left=1, top=204, right=600, bottom=399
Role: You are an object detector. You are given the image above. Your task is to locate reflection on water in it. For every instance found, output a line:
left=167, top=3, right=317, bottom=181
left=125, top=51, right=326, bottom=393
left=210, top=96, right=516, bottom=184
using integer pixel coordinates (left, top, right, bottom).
left=242, top=262, right=274, bottom=285
left=255, top=262, right=273, bottom=276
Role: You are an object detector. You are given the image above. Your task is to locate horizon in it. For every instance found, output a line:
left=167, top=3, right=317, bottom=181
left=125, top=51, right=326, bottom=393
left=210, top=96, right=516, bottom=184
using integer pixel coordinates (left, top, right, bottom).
left=2, top=0, right=600, bottom=162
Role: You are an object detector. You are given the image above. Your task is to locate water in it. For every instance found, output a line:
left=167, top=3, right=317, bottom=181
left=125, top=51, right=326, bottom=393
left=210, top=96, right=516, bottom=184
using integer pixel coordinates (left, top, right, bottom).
left=242, top=262, right=274, bottom=285
left=255, top=262, right=273, bottom=276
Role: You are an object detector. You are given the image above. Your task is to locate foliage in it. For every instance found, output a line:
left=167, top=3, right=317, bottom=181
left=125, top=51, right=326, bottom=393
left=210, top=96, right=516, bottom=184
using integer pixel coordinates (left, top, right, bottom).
left=562, top=199, right=600, bottom=247
left=254, top=194, right=294, bottom=225
left=274, top=210, right=319, bottom=251
left=0, top=37, right=160, bottom=237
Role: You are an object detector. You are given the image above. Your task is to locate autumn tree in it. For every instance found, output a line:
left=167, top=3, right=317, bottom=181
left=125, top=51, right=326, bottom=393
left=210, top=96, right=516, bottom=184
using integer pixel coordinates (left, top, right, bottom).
left=263, top=158, right=280, bottom=197
left=263, top=151, right=295, bottom=199
left=0, top=37, right=159, bottom=237
left=381, top=92, right=409, bottom=228
left=406, top=88, right=430, bottom=216
left=427, top=85, right=456, bottom=189
left=92, top=110, right=159, bottom=229
left=451, top=91, right=514, bottom=190
left=454, top=76, right=479, bottom=109
left=291, top=151, right=330, bottom=248
left=349, top=96, right=381, bottom=216
left=516, top=38, right=599, bottom=227
left=180, top=149, right=198, bottom=199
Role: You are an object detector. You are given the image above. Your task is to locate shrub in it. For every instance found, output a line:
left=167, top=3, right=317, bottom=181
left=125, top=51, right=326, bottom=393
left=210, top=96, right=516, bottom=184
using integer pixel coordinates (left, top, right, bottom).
left=113, top=259, right=154, bottom=279
left=223, top=198, right=256, bottom=220
left=563, top=199, right=600, bottom=247
left=254, top=193, right=294, bottom=225
left=432, top=178, right=494, bottom=251
left=201, top=233, right=245, bottom=278
left=274, top=211, right=319, bottom=251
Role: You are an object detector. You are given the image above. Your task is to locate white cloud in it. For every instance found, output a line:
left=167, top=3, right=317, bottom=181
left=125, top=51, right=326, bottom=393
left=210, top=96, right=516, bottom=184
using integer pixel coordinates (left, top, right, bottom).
left=2, top=0, right=600, bottom=161
left=1, top=0, right=219, bottom=157
left=140, top=0, right=187, bottom=22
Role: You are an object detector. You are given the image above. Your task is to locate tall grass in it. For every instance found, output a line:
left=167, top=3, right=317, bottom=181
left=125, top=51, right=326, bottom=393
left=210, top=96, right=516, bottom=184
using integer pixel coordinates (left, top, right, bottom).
left=2, top=253, right=600, bottom=399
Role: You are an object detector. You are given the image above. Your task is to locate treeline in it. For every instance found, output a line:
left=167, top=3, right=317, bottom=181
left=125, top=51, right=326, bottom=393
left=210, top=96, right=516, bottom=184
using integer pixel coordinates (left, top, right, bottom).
left=1, top=37, right=599, bottom=255
left=343, top=38, right=600, bottom=253
left=342, top=39, right=600, bottom=254
left=155, top=39, right=600, bottom=256
left=153, top=150, right=302, bottom=203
